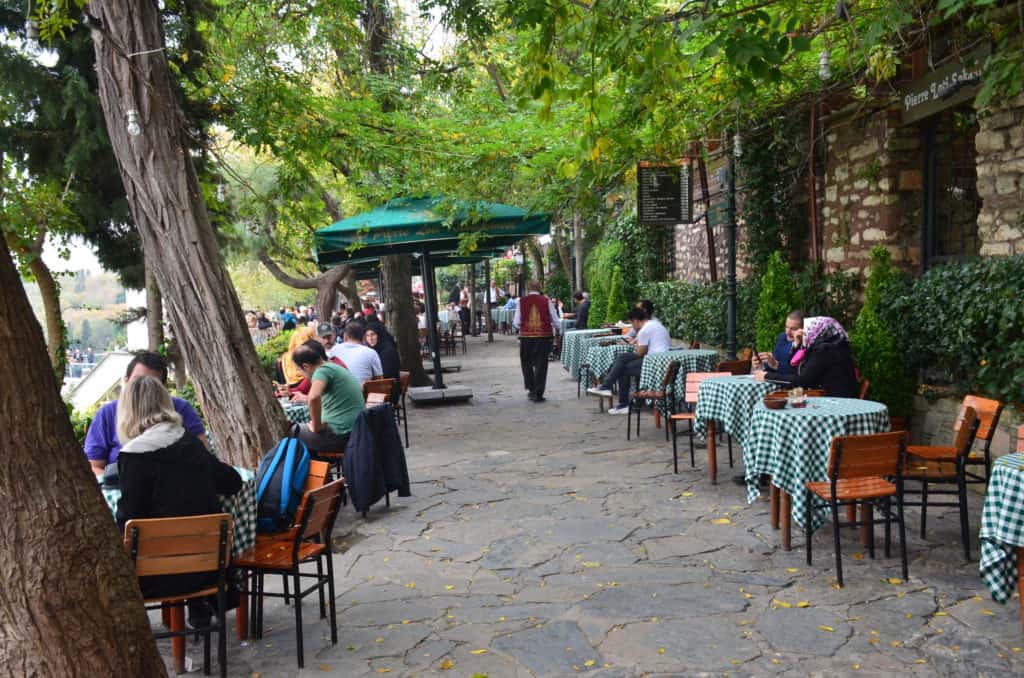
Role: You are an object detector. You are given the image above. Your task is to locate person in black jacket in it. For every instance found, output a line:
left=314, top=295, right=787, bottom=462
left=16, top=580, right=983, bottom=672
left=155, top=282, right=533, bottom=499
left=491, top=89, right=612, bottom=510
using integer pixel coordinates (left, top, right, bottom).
left=365, top=323, right=402, bottom=402
left=774, top=316, right=859, bottom=398
left=573, top=291, right=589, bottom=329
left=115, top=375, right=242, bottom=616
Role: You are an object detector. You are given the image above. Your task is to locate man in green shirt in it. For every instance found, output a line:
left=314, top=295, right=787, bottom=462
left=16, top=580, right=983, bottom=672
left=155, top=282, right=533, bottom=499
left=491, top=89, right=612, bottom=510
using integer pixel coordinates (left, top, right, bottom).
left=291, top=344, right=364, bottom=453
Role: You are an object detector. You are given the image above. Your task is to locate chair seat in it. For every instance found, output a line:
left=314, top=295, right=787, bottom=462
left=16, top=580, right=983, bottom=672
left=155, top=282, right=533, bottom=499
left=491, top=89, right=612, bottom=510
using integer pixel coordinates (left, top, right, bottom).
left=806, top=477, right=897, bottom=501
left=670, top=412, right=695, bottom=421
left=233, top=541, right=327, bottom=570
left=633, top=390, right=667, bottom=399
left=906, top=445, right=957, bottom=461
left=143, top=586, right=220, bottom=605
left=902, top=459, right=958, bottom=480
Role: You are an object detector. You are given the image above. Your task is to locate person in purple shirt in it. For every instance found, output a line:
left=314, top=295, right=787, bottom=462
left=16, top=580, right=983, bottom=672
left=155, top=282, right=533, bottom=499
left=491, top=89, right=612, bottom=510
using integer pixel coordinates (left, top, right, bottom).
left=84, top=351, right=207, bottom=475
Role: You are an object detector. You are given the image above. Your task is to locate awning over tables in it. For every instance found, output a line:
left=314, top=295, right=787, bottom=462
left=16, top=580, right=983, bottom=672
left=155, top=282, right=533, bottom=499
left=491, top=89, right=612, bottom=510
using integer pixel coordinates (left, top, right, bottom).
left=314, top=196, right=549, bottom=267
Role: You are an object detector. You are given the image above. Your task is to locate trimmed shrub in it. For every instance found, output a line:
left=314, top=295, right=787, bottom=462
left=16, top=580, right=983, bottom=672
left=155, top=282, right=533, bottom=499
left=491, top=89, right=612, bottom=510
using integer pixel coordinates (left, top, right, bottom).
left=256, top=329, right=293, bottom=380
left=604, top=266, right=629, bottom=323
left=755, top=251, right=801, bottom=352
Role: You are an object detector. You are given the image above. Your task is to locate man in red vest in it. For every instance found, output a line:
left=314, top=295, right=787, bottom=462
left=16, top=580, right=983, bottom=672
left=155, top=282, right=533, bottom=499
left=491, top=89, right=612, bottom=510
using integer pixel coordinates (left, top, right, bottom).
left=513, top=279, right=560, bottom=402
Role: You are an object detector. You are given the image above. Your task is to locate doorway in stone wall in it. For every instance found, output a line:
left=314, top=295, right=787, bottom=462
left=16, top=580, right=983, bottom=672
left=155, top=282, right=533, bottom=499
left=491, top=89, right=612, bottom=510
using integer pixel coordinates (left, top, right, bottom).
left=921, top=105, right=981, bottom=269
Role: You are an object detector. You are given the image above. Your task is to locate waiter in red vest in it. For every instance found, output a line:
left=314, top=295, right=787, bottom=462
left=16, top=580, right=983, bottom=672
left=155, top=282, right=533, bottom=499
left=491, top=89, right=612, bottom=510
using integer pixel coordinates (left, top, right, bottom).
left=513, top=279, right=561, bottom=403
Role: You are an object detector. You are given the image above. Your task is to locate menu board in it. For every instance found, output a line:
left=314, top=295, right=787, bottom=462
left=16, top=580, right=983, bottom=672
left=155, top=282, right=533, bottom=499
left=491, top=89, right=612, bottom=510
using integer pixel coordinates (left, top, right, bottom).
left=637, top=161, right=693, bottom=225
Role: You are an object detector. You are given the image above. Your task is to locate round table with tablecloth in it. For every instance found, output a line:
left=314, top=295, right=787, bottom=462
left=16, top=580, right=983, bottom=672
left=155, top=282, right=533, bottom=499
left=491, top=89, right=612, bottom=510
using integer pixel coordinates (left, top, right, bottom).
left=980, top=453, right=1024, bottom=605
left=637, top=349, right=721, bottom=404
left=561, top=328, right=615, bottom=372
left=580, top=341, right=635, bottom=387
left=693, top=375, right=776, bottom=446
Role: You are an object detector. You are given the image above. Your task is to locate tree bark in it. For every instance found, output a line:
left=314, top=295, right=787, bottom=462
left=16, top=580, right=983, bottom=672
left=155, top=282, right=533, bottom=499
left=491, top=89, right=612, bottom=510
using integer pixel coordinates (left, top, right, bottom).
left=88, top=0, right=286, bottom=468
left=380, top=254, right=430, bottom=386
left=26, top=252, right=64, bottom=372
left=572, top=212, right=585, bottom=291
left=524, top=236, right=545, bottom=286
left=467, top=263, right=478, bottom=336
left=258, top=251, right=354, bottom=321
left=0, top=242, right=168, bottom=676
left=552, top=224, right=572, bottom=283
left=145, top=266, right=164, bottom=351
left=166, top=328, right=187, bottom=390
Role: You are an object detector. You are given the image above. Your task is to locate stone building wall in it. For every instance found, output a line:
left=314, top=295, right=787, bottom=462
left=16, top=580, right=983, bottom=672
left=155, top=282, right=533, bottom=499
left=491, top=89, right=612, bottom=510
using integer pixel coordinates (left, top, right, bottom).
left=976, top=92, right=1024, bottom=256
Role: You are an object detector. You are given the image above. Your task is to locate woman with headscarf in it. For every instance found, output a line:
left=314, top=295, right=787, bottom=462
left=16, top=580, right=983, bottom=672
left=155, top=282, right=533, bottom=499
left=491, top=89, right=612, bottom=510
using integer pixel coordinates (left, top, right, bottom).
left=364, top=322, right=401, bottom=403
left=786, top=316, right=859, bottom=398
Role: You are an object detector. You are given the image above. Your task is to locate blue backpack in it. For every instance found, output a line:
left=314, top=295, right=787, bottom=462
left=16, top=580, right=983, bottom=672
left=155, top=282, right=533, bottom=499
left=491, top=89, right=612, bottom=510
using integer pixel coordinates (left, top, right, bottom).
left=255, top=426, right=311, bottom=532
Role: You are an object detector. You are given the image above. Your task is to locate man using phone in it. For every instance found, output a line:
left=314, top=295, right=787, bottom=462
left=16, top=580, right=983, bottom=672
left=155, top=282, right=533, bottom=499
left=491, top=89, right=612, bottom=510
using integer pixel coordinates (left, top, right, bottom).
left=752, top=309, right=804, bottom=383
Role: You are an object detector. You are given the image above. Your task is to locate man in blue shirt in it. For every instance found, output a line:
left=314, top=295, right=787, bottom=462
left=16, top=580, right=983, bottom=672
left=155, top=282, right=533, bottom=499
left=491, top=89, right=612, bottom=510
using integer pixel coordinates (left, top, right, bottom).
left=84, top=351, right=206, bottom=475
left=753, top=309, right=805, bottom=382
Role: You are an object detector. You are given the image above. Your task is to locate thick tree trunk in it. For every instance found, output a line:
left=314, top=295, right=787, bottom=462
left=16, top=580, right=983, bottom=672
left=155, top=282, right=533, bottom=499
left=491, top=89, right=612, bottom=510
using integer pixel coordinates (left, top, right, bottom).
left=338, top=269, right=359, bottom=309
left=89, top=0, right=286, bottom=468
left=166, top=329, right=187, bottom=390
left=145, top=266, right=164, bottom=351
left=380, top=254, right=430, bottom=386
left=572, top=212, right=585, bottom=291
left=552, top=225, right=572, bottom=283
left=467, top=264, right=478, bottom=336
left=0, top=242, right=168, bottom=676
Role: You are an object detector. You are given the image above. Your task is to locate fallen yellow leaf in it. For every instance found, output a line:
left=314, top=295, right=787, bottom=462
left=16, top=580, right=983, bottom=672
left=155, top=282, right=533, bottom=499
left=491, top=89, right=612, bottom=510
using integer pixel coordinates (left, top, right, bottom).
left=406, top=582, right=416, bottom=589
left=818, top=625, right=834, bottom=632
left=375, top=637, right=384, bottom=643
left=658, top=647, right=666, bottom=654
left=469, top=649, right=488, bottom=655
left=401, top=620, right=410, bottom=625
left=680, top=491, right=694, bottom=497
left=584, top=660, right=595, bottom=667
left=772, top=599, right=792, bottom=609
left=744, top=593, right=754, bottom=599
left=797, top=601, right=811, bottom=608
left=376, top=670, right=391, bottom=674
left=905, top=613, right=913, bottom=619
left=438, top=658, right=454, bottom=670
left=771, top=658, right=781, bottom=665
left=1012, top=647, right=1023, bottom=653
left=786, top=567, right=800, bottom=573
left=914, top=659, right=927, bottom=664
left=886, top=578, right=903, bottom=585
left=445, top=585, right=455, bottom=590
left=852, top=664, right=860, bottom=670
left=711, top=518, right=731, bottom=525
left=981, top=609, right=995, bottom=616
left=498, top=616, right=506, bottom=622
left=890, top=640, right=902, bottom=648
left=933, top=611, right=948, bottom=617
left=851, top=553, right=864, bottom=561
left=581, top=561, right=601, bottom=568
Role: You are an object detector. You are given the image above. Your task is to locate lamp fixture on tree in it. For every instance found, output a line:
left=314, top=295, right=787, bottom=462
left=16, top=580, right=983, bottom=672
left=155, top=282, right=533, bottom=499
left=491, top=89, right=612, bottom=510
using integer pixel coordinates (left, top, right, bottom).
left=819, top=50, right=832, bottom=81
left=732, top=132, right=742, bottom=158
left=216, top=183, right=226, bottom=202
left=124, top=109, right=142, bottom=136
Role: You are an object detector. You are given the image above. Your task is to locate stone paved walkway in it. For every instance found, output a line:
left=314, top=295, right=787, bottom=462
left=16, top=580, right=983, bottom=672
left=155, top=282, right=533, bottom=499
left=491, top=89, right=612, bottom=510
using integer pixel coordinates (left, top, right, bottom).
left=176, top=333, right=1023, bottom=676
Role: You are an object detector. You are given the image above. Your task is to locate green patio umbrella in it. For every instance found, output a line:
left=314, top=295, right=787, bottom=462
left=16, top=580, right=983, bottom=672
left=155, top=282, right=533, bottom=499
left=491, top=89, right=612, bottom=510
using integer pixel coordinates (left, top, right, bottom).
left=314, top=197, right=549, bottom=389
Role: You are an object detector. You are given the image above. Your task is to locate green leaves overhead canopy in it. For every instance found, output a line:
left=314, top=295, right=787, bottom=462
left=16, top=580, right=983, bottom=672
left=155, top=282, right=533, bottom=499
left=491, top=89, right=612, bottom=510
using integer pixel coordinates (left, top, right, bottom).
left=315, top=196, right=549, bottom=266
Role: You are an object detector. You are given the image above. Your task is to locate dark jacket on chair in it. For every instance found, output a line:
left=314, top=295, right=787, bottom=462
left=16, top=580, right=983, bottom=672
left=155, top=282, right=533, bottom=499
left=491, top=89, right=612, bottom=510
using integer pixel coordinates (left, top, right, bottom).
left=343, top=404, right=411, bottom=513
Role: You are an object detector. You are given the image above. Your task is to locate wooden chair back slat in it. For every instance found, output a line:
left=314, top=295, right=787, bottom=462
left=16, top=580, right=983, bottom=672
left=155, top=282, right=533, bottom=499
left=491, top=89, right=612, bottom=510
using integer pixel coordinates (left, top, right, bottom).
left=716, top=358, right=751, bottom=376
left=365, top=392, right=387, bottom=406
left=1017, top=424, right=1024, bottom=453
left=399, top=371, right=410, bottom=396
left=858, top=379, right=870, bottom=400
left=957, top=395, right=1003, bottom=442
left=952, top=406, right=980, bottom=458
left=125, top=514, right=231, bottom=577
left=304, top=460, right=330, bottom=493
left=684, top=372, right=731, bottom=404
left=660, top=360, right=681, bottom=389
left=828, top=432, right=906, bottom=480
left=363, top=378, right=396, bottom=403
left=300, top=480, right=345, bottom=540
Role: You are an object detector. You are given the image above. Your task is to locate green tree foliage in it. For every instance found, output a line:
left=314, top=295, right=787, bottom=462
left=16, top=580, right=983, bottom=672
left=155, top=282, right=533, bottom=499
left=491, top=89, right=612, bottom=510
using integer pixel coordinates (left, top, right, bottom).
left=584, top=239, right=621, bottom=327
left=849, top=247, right=915, bottom=418
left=603, top=266, right=628, bottom=324
left=255, top=329, right=294, bottom=380
left=754, top=252, right=800, bottom=352
left=545, top=269, right=570, bottom=306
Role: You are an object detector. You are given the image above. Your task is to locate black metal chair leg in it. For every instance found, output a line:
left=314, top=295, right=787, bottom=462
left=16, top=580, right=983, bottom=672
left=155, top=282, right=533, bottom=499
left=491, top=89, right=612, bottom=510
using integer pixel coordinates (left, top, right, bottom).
left=325, top=552, right=338, bottom=645
left=831, top=498, right=844, bottom=587
left=727, top=434, right=734, bottom=468
left=203, top=605, right=212, bottom=675
left=883, top=497, right=892, bottom=559
left=897, top=492, right=909, bottom=580
left=283, top=574, right=290, bottom=605
left=217, top=587, right=227, bottom=678
left=688, top=420, right=695, bottom=468
left=671, top=419, right=679, bottom=474
left=317, top=557, right=326, bottom=618
left=626, top=399, right=632, bottom=441
left=294, top=570, right=304, bottom=668
left=867, top=502, right=875, bottom=560
left=806, top=491, right=813, bottom=566
left=958, top=476, right=971, bottom=561
left=920, top=480, right=929, bottom=539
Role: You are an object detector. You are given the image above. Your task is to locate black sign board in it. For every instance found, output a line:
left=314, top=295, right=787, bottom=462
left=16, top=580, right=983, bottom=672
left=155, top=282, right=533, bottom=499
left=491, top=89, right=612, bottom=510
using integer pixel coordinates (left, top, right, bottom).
left=637, top=161, right=693, bottom=225
left=900, top=46, right=989, bottom=125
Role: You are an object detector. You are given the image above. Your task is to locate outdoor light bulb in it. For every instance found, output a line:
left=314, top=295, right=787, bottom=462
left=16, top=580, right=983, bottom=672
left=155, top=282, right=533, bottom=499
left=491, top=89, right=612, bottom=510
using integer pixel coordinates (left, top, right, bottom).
left=399, top=86, right=412, bottom=96
left=819, top=50, right=832, bottom=81
left=216, top=183, right=226, bottom=202
left=733, top=133, right=742, bottom=158
left=125, top=109, right=142, bottom=136
left=24, top=18, right=39, bottom=41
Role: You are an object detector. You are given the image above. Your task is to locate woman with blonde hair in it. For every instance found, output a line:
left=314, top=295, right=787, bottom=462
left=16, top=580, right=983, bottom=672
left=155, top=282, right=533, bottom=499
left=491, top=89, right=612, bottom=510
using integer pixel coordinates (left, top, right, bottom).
left=276, top=325, right=316, bottom=390
left=115, top=376, right=241, bottom=615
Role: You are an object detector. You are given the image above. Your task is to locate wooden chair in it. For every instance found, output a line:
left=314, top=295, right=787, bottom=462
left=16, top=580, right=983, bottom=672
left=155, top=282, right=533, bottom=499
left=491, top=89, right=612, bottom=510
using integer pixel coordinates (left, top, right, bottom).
left=716, top=358, right=751, bottom=375
left=857, top=379, right=870, bottom=400
left=235, top=480, right=345, bottom=669
left=669, top=372, right=731, bottom=474
left=957, top=395, right=1005, bottom=485
left=363, top=378, right=396, bottom=404
left=804, top=432, right=908, bottom=587
left=125, top=514, right=233, bottom=677
left=901, top=406, right=981, bottom=561
left=627, top=360, right=680, bottom=442
left=689, top=339, right=701, bottom=349
left=394, top=371, right=410, bottom=447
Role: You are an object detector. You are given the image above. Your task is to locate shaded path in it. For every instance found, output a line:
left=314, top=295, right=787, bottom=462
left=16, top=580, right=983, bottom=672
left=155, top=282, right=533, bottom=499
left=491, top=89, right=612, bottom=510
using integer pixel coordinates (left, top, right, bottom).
left=201, top=333, right=1022, bottom=676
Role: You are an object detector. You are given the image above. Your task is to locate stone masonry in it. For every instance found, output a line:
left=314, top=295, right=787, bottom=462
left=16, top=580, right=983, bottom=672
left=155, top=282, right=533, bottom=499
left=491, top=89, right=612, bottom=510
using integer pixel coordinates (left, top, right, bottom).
left=976, top=92, right=1024, bottom=256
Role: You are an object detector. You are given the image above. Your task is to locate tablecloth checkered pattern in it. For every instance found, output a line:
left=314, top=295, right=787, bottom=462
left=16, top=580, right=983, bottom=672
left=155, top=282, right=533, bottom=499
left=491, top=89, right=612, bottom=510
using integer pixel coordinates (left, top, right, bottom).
left=283, top=404, right=311, bottom=424
left=559, top=318, right=577, bottom=334
left=637, top=349, right=721, bottom=403
left=980, top=453, right=1024, bottom=603
left=580, top=342, right=635, bottom=386
left=693, top=375, right=776, bottom=446
left=561, top=328, right=615, bottom=373
left=744, top=397, right=890, bottom=531
left=102, top=466, right=257, bottom=558
left=569, top=334, right=625, bottom=379
left=490, top=308, right=515, bottom=328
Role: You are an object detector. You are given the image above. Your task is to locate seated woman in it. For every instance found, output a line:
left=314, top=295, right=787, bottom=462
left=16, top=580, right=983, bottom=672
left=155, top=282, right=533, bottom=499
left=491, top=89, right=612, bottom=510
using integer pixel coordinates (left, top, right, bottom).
left=365, top=324, right=401, bottom=402
left=115, top=375, right=242, bottom=611
left=291, top=343, right=365, bottom=454
left=784, top=316, right=859, bottom=398
left=277, top=325, right=316, bottom=395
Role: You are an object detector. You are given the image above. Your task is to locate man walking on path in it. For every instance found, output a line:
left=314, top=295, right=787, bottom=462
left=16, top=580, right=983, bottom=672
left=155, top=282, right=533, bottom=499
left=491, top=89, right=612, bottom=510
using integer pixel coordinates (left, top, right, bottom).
left=513, top=280, right=560, bottom=402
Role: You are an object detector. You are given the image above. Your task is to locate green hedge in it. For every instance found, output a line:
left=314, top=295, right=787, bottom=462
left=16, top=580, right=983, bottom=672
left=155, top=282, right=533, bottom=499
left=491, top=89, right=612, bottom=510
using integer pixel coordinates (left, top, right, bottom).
left=878, top=255, right=1024, bottom=406
left=640, top=279, right=758, bottom=348
left=256, top=329, right=293, bottom=380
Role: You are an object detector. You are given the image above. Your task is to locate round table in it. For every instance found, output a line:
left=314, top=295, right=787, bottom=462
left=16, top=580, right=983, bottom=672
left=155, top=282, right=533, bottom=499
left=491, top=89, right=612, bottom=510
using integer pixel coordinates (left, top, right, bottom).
left=580, top=341, right=634, bottom=387
left=283, top=403, right=310, bottom=424
left=561, top=328, right=613, bottom=369
left=980, top=453, right=1024, bottom=607
left=744, top=397, right=890, bottom=549
left=694, top=375, right=776, bottom=446
left=637, top=349, right=720, bottom=400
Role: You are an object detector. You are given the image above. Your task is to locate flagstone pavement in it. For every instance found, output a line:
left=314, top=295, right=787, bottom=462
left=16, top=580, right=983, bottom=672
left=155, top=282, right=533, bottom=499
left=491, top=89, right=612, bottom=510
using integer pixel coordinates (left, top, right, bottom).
left=158, top=333, right=1024, bottom=677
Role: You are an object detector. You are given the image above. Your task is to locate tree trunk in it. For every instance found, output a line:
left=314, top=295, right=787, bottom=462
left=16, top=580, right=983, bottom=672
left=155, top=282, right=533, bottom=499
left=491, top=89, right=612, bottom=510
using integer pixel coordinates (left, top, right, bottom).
left=145, top=266, right=164, bottom=351
left=0, top=242, right=168, bottom=676
left=338, top=268, right=359, bottom=309
left=380, top=254, right=430, bottom=386
left=26, top=252, right=65, bottom=373
left=524, top=236, right=545, bottom=287
left=89, top=0, right=286, bottom=468
left=467, top=263, right=478, bottom=336
left=166, top=329, right=187, bottom=390
left=552, top=224, right=572, bottom=283
left=572, top=212, right=585, bottom=291
left=258, top=251, right=354, bottom=321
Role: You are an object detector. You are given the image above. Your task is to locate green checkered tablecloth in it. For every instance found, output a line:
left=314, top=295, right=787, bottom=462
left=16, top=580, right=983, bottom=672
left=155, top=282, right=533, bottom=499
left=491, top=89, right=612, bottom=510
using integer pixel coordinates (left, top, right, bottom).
left=570, top=334, right=625, bottom=379
left=980, top=453, right=1024, bottom=603
left=561, top=328, right=615, bottom=373
left=102, top=466, right=257, bottom=558
left=744, top=397, right=890, bottom=531
left=490, top=308, right=515, bottom=327
left=693, top=375, right=776, bottom=446
left=637, top=349, right=720, bottom=403
left=284, top=403, right=310, bottom=424
left=580, top=342, right=635, bottom=386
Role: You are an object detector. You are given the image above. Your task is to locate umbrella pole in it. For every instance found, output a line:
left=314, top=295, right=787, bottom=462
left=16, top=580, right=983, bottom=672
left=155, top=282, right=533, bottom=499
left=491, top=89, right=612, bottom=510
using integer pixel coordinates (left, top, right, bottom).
left=484, top=258, right=494, bottom=343
left=420, top=249, right=445, bottom=389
